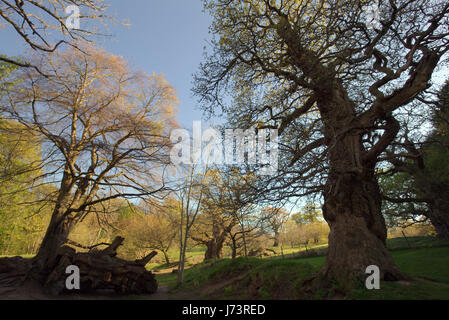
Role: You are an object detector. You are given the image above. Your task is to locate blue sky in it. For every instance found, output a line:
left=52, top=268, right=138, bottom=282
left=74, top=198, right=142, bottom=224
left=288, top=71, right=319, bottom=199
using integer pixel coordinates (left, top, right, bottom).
left=103, top=0, right=213, bottom=128
left=1, top=0, right=213, bottom=129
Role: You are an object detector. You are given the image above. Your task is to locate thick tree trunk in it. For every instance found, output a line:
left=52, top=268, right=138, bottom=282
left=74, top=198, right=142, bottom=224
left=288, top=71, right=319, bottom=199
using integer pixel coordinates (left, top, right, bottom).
left=204, top=237, right=225, bottom=261
left=428, top=198, right=449, bottom=240
left=31, top=169, right=77, bottom=280
left=203, top=224, right=227, bottom=261
left=322, top=171, right=404, bottom=282
left=316, top=84, right=405, bottom=286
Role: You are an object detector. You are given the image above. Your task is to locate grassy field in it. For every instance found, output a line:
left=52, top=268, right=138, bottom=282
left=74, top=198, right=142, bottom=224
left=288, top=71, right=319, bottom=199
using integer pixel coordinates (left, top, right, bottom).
left=2, top=236, right=448, bottom=299
left=150, top=235, right=444, bottom=271
left=0, top=242, right=325, bottom=269
left=156, top=236, right=449, bottom=300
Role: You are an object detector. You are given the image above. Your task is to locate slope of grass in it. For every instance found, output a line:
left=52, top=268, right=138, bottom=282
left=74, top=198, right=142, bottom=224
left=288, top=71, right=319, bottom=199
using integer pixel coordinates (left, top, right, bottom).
left=157, top=256, right=319, bottom=299
left=3, top=236, right=448, bottom=299
left=392, top=247, right=449, bottom=284
left=386, top=236, right=449, bottom=250
left=157, top=237, right=449, bottom=300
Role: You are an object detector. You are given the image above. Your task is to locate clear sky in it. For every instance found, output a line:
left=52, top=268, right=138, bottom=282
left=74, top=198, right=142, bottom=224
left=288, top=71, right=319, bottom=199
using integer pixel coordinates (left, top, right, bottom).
left=103, top=0, right=213, bottom=128
left=1, top=0, right=213, bottom=129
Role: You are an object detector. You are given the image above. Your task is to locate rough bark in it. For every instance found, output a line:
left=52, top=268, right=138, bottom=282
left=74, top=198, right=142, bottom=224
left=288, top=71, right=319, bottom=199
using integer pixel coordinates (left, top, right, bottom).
left=428, top=198, right=449, bottom=240
left=322, top=172, right=404, bottom=282
left=31, top=206, right=75, bottom=280
left=30, top=167, right=79, bottom=279
left=317, top=85, right=405, bottom=285
left=192, top=220, right=230, bottom=261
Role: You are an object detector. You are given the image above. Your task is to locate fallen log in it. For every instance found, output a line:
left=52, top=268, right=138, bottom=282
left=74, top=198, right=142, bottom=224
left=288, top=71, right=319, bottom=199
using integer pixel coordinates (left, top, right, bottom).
left=43, top=236, right=158, bottom=296
left=0, top=256, right=31, bottom=288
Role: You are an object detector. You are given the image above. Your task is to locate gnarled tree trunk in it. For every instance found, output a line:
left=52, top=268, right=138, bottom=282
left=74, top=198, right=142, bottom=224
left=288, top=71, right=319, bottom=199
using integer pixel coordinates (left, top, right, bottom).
left=322, top=171, right=404, bottom=282
left=31, top=207, right=75, bottom=280
left=318, top=86, right=405, bottom=285
left=30, top=168, right=80, bottom=279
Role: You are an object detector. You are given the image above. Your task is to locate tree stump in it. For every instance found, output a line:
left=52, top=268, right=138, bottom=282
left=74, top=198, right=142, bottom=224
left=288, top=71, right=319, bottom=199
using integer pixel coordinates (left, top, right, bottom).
left=43, top=236, right=158, bottom=296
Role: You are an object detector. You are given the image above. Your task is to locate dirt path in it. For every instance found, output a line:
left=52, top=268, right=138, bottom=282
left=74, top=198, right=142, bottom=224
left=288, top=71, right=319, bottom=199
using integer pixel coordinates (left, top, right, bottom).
left=144, top=284, right=170, bottom=300
left=144, top=284, right=204, bottom=300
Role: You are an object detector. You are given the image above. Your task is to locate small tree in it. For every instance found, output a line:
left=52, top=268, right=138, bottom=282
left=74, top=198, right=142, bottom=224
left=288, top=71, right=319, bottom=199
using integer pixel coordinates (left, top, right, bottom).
left=190, top=169, right=254, bottom=261
left=130, top=198, right=179, bottom=264
left=262, top=206, right=289, bottom=247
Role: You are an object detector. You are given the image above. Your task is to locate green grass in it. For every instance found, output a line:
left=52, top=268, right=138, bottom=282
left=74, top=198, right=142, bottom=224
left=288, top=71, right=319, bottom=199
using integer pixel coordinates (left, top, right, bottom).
left=386, top=236, right=449, bottom=250
left=392, top=247, right=449, bottom=284
left=145, top=246, right=207, bottom=270
left=0, top=254, right=35, bottom=259
left=3, top=236, right=449, bottom=299
left=157, top=272, right=180, bottom=288
left=157, top=256, right=320, bottom=299
left=351, top=246, right=449, bottom=299
left=147, top=242, right=328, bottom=271
left=150, top=236, right=447, bottom=272
left=156, top=237, right=449, bottom=300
